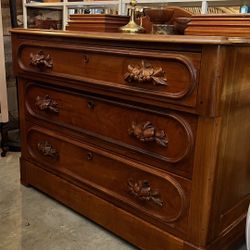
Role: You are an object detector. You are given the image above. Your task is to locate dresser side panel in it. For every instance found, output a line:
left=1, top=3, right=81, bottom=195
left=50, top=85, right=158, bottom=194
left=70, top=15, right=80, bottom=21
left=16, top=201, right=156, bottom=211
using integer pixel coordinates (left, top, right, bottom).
left=186, top=116, right=222, bottom=248
left=215, top=46, right=250, bottom=234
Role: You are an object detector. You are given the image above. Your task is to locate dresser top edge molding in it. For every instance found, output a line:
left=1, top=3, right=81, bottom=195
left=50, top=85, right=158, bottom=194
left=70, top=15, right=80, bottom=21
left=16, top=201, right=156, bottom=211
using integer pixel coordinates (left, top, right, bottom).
left=10, top=28, right=250, bottom=45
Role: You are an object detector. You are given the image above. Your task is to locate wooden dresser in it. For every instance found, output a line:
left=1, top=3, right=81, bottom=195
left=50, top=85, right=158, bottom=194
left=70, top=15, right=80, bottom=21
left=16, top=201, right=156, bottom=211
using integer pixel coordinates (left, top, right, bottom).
left=11, top=29, right=250, bottom=250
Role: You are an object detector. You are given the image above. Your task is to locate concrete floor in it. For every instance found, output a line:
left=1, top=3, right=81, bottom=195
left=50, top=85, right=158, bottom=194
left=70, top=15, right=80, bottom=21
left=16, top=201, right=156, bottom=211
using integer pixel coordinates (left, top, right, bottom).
left=0, top=152, right=247, bottom=250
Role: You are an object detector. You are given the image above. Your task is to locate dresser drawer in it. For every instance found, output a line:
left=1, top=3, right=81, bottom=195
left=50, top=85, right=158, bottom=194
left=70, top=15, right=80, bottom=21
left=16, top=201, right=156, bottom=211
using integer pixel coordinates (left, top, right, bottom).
left=26, top=125, right=191, bottom=235
left=17, top=43, right=201, bottom=108
left=25, top=82, right=197, bottom=178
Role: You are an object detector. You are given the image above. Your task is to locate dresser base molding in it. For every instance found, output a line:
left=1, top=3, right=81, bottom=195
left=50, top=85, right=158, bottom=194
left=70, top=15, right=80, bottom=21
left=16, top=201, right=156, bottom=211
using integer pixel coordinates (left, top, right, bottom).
left=20, top=158, right=245, bottom=250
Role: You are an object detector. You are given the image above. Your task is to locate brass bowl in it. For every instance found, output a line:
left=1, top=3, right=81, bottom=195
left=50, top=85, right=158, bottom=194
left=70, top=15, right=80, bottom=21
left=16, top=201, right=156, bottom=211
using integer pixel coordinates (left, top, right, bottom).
left=144, top=8, right=174, bottom=24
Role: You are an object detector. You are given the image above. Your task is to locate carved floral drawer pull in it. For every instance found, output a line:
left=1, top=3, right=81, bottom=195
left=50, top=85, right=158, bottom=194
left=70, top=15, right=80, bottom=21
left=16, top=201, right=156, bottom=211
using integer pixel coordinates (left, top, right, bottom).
left=124, top=60, right=167, bottom=86
left=128, top=121, right=168, bottom=147
left=35, top=95, right=59, bottom=114
left=30, top=50, right=53, bottom=70
left=128, top=178, right=164, bottom=207
left=37, top=141, right=58, bottom=160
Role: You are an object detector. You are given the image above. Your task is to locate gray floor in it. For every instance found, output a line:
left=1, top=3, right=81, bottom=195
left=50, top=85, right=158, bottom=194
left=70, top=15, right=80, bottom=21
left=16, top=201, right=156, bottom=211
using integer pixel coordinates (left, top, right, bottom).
left=0, top=152, right=247, bottom=250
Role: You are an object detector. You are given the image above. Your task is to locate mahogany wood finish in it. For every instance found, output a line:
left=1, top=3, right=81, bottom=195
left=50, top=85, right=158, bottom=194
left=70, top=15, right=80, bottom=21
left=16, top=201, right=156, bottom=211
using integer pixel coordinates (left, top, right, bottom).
left=11, top=29, right=250, bottom=250
left=185, top=14, right=250, bottom=37
left=66, top=14, right=129, bottom=33
left=18, top=41, right=201, bottom=108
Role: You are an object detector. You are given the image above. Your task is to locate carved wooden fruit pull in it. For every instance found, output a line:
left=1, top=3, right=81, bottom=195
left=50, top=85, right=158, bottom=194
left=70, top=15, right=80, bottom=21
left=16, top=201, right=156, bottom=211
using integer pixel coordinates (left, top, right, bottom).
left=128, top=121, right=168, bottom=147
left=35, top=95, right=59, bottom=114
left=37, top=141, right=58, bottom=160
left=124, top=60, right=167, bottom=86
left=128, top=178, right=164, bottom=207
left=30, top=50, right=53, bottom=70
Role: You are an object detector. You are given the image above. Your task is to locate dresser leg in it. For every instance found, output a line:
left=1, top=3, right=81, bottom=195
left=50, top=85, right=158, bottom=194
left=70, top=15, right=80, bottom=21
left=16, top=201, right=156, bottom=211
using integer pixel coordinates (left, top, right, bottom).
left=20, top=158, right=31, bottom=187
left=1, top=122, right=9, bottom=157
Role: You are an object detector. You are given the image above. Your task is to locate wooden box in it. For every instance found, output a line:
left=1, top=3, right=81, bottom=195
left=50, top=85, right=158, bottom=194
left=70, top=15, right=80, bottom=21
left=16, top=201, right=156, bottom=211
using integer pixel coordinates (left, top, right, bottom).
left=66, top=14, right=129, bottom=32
left=185, top=14, right=250, bottom=36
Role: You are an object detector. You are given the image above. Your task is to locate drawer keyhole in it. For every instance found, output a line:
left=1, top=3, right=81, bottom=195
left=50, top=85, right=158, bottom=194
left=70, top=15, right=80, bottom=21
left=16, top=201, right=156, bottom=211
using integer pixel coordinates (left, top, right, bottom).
left=83, top=55, right=89, bottom=64
left=87, top=152, right=93, bottom=160
left=87, top=100, right=95, bottom=110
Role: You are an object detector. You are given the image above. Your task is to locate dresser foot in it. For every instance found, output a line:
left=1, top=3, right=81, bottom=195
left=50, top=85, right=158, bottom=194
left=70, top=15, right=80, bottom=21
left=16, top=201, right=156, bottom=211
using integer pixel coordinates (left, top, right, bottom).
left=21, top=180, right=31, bottom=187
left=20, top=158, right=31, bottom=187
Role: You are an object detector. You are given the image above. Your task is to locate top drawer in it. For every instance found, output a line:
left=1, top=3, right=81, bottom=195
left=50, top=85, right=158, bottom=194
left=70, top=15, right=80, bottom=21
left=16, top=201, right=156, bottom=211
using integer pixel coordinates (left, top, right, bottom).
left=16, top=42, right=201, bottom=108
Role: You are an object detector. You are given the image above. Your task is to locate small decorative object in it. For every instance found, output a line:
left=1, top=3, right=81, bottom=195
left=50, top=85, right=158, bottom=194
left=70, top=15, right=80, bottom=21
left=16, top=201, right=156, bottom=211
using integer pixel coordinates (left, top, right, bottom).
left=240, top=2, right=249, bottom=13
left=128, top=121, right=168, bottom=147
left=142, top=6, right=192, bottom=34
left=37, top=141, right=58, bottom=160
left=124, top=60, right=167, bottom=86
left=144, top=8, right=174, bottom=24
left=127, top=178, right=164, bottom=207
left=152, top=24, right=174, bottom=35
left=30, top=50, right=53, bottom=71
left=35, top=95, right=59, bottom=114
left=119, top=0, right=144, bottom=33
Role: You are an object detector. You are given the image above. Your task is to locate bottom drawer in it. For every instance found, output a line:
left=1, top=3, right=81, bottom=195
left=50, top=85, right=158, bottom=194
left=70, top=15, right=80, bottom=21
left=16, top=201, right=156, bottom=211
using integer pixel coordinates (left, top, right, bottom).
left=21, top=159, right=184, bottom=250
left=25, top=125, right=191, bottom=235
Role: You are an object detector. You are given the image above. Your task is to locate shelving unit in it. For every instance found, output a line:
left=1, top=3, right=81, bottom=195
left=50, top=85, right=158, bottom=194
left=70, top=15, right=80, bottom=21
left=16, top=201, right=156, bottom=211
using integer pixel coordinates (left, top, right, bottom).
left=24, top=1, right=120, bottom=29
left=22, top=0, right=243, bottom=30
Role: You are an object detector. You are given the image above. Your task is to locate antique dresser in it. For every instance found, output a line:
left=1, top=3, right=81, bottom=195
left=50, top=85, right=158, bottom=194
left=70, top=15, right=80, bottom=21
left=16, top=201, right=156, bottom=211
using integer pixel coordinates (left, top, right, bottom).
left=11, top=29, right=250, bottom=250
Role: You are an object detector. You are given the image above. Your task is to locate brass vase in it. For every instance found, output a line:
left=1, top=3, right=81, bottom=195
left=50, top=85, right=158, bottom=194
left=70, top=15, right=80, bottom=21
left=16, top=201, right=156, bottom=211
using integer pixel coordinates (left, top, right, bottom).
left=120, top=0, right=144, bottom=33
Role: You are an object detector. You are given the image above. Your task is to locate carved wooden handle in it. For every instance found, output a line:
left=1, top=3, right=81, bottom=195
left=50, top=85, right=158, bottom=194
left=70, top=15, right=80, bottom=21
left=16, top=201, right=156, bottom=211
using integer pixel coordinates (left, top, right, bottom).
left=124, top=60, right=167, bottom=86
left=37, top=141, right=58, bottom=160
left=30, top=50, right=53, bottom=71
left=128, top=178, right=163, bottom=207
left=128, top=121, right=168, bottom=147
left=35, top=95, right=59, bottom=114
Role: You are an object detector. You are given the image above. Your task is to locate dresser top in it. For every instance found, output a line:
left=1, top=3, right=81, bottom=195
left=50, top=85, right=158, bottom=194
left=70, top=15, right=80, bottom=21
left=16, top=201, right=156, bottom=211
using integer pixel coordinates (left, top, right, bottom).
left=11, top=28, right=250, bottom=45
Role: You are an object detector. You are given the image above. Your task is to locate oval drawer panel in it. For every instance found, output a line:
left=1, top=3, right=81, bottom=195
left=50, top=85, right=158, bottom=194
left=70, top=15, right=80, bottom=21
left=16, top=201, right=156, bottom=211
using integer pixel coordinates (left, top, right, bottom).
left=18, top=43, right=201, bottom=107
left=25, top=82, right=197, bottom=177
left=26, top=126, right=191, bottom=233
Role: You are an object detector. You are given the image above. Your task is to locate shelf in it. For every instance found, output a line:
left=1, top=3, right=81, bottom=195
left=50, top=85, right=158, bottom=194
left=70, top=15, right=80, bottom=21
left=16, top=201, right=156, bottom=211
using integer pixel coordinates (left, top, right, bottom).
left=22, top=0, right=244, bottom=30
left=65, top=1, right=119, bottom=6
left=26, top=2, right=64, bottom=7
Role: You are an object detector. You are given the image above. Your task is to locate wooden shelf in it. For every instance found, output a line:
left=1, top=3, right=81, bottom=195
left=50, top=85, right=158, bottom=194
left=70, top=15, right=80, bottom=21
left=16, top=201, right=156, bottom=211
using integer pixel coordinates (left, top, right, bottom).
left=22, top=0, right=244, bottom=30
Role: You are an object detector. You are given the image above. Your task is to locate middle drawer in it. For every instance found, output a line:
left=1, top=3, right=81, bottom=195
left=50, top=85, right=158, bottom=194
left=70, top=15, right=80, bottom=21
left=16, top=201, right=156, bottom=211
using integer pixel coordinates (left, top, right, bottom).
left=24, top=81, right=197, bottom=178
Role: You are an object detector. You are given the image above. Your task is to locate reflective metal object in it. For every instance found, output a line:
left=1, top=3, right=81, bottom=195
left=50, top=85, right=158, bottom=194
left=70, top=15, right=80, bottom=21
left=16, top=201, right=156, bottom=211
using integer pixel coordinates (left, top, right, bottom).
left=120, top=0, right=144, bottom=33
